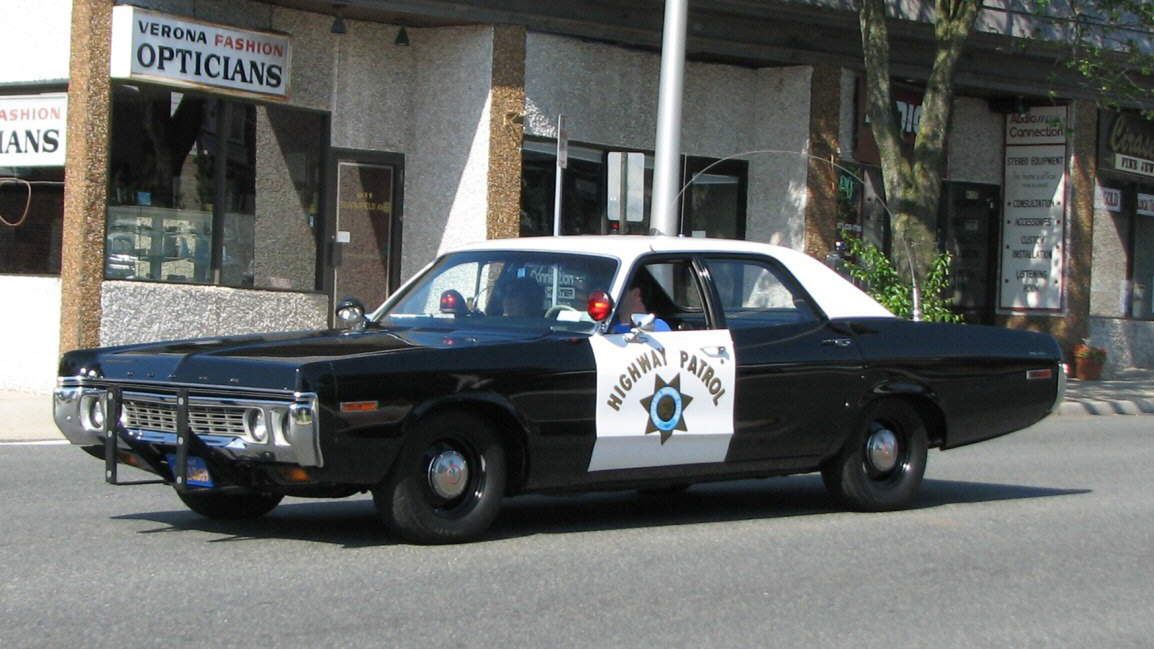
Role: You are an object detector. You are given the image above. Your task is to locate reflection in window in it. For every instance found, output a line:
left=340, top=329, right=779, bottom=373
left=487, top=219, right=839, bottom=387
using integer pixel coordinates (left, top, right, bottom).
left=0, top=167, right=64, bottom=275
left=106, top=86, right=323, bottom=290
left=704, top=258, right=815, bottom=328
left=520, top=139, right=746, bottom=239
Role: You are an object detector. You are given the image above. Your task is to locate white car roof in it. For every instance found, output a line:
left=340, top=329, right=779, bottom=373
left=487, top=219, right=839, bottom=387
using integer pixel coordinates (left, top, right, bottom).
left=445, top=236, right=895, bottom=320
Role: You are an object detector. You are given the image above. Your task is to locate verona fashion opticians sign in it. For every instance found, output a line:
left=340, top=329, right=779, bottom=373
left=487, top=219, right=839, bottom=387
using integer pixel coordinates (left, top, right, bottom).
left=110, top=6, right=291, bottom=100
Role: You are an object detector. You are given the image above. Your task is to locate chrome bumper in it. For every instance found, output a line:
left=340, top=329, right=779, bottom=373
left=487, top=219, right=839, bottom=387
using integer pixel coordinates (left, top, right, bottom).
left=53, top=378, right=323, bottom=468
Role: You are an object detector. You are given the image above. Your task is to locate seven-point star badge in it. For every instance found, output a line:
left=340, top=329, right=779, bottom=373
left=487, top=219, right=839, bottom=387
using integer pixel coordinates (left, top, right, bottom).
left=639, top=374, right=693, bottom=444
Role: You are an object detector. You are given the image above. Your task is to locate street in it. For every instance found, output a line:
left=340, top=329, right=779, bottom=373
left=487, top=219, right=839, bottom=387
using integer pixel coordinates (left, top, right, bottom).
left=2, top=415, right=1153, bottom=649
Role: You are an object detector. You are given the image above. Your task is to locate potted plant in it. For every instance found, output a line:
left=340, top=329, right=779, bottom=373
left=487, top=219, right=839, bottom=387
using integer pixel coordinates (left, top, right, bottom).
left=1072, top=340, right=1106, bottom=380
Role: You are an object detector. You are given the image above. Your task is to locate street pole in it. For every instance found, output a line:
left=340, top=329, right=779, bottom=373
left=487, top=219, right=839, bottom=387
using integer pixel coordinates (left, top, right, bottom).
left=649, top=0, right=688, bottom=237
left=553, top=114, right=568, bottom=236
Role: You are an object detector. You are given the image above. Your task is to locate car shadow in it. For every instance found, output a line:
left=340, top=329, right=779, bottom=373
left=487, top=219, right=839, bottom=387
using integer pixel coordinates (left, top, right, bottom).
left=488, top=476, right=1090, bottom=539
left=113, top=476, right=1090, bottom=547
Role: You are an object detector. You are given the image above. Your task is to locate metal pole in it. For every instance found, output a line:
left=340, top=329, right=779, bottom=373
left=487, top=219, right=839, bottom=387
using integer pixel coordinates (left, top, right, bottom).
left=553, top=115, right=567, bottom=236
left=650, top=0, right=688, bottom=237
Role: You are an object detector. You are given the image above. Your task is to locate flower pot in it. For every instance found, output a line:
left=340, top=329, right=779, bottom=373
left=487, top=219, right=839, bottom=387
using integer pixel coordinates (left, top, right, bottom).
left=1074, top=356, right=1103, bottom=380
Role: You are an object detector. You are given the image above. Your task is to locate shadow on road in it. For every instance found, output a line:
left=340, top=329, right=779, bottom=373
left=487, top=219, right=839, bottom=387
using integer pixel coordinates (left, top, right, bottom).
left=113, top=475, right=1089, bottom=546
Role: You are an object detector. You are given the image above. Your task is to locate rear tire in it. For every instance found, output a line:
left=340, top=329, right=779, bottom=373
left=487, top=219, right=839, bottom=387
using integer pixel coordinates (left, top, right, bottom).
left=822, top=399, right=928, bottom=512
left=373, top=412, right=506, bottom=544
left=176, top=490, right=284, bottom=520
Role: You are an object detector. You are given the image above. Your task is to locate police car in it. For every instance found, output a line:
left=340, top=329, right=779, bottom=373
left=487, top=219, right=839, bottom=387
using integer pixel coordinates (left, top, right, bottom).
left=54, top=236, right=1065, bottom=543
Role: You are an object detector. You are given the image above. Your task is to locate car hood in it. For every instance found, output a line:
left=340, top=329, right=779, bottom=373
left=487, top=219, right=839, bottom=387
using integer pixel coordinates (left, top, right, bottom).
left=62, top=325, right=564, bottom=392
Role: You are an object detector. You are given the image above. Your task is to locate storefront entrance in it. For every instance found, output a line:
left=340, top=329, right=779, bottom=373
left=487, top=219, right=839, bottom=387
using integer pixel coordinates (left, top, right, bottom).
left=941, top=182, right=1000, bottom=324
left=331, top=152, right=404, bottom=312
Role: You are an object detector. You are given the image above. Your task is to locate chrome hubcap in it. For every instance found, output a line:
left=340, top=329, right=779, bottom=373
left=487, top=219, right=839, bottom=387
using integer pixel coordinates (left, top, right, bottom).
left=427, top=449, right=469, bottom=500
left=865, top=425, right=899, bottom=474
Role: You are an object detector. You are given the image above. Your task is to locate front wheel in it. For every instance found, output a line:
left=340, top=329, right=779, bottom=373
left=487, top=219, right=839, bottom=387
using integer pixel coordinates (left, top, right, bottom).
left=176, top=489, right=284, bottom=520
left=373, top=412, right=506, bottom=544
left=821, top=399, right=928, bottom=512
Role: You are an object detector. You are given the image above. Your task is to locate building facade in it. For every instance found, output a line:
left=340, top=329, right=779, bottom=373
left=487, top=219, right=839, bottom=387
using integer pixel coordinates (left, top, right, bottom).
left=1, top=0, right=1151, bottom=392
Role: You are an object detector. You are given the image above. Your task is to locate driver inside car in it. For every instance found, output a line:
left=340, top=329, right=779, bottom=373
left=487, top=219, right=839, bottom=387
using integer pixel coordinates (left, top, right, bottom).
left=612, top=271, right=671, bottom=333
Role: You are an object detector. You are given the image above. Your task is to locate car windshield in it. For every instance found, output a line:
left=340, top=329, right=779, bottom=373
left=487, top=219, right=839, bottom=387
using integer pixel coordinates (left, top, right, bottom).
left=374, top=250, right=619, bottom=333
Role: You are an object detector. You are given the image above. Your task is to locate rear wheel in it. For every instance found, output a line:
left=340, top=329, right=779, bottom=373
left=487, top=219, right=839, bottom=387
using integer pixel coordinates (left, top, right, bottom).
left=821, top=399, right=928, bottom=511
left=176, top=489, right=284, bottom=520
left=373, top=412, right=506, bottom=544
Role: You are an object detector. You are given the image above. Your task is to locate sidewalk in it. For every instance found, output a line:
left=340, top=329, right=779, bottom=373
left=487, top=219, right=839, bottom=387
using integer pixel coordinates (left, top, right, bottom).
left=1058, top=367, right=1154, bottom=416
left=3, top=369, right=1153, bottom=443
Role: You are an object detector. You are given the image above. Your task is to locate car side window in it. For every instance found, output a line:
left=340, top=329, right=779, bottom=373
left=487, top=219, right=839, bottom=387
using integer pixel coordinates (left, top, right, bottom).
left=624, top=259, right=715, bottom=331
left=704, top=258, right=817, bottom=329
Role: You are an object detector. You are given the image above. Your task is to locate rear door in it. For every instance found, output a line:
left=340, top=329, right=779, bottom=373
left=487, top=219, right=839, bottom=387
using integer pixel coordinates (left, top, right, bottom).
left=700, top=255, right=866, bottom=462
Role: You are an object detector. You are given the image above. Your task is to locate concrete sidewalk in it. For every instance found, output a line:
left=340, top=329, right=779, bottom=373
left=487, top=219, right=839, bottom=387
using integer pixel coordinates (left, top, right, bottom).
left=3, top=369, right=1153, bottom=443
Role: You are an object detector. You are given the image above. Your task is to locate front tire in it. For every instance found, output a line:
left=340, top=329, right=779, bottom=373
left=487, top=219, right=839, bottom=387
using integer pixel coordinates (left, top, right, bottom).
left=373, top=412, right=506, bottom=544
left=822, top=399, right=928, bottom=511
left=176, top=489, right=284, bottom=520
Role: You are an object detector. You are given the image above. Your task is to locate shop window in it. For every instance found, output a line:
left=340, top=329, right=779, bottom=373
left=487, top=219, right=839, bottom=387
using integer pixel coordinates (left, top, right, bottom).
left=107, top=86, right=324, bottom=290
left=1130, top=190, right=1154, bottom=320
left=0, top=167, right=64, bottom=275
left=520, top=139, right=746, bottom=239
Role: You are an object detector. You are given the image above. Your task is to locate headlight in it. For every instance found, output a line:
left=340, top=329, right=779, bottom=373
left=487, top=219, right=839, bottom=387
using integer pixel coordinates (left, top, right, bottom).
left=80, top=392, right=108, bottom=432
left=245, top=407, right=269, bottom=443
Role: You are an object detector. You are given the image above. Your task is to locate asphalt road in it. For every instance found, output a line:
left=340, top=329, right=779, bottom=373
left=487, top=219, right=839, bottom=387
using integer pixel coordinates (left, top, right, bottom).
left=2, top=416, right=1153, bottom=649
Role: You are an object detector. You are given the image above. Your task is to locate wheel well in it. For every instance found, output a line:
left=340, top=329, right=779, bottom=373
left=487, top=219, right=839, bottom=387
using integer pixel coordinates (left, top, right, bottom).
left=408, top=401, right=529, bottom=494
left=891, top=395, right=946, bottom=448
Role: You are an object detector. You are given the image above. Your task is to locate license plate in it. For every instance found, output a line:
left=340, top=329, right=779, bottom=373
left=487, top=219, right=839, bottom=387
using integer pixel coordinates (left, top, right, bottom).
left=167, top=454, right=214, bottom=488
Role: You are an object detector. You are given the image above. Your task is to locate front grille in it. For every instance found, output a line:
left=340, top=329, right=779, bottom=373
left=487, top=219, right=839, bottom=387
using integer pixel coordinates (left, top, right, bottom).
left=187, top=405, right=247, bottom=437
left=120, top=392, right=266, bottom=438
left=123, top=400, right=178, bottom=433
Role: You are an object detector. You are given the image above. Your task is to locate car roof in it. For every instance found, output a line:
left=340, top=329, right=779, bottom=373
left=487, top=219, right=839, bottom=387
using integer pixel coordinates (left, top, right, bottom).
left=444, top=236, right=895, bottom=320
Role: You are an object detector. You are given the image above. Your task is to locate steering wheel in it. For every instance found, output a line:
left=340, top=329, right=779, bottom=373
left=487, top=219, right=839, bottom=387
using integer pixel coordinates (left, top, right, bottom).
left=545, top=304, right=578, bottom=319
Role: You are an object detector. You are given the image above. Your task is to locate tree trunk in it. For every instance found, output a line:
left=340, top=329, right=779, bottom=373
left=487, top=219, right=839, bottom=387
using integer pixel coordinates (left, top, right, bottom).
left=857, top=0, right=981, bottom=284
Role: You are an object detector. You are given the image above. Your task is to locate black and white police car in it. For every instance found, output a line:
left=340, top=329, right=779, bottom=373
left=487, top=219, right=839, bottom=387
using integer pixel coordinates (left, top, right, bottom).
left=54, top=236, right=1064, bottom=543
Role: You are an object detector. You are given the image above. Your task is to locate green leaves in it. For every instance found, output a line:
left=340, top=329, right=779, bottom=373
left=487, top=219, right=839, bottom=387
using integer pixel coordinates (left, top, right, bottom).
left=840, top=233, right=963, bottom=323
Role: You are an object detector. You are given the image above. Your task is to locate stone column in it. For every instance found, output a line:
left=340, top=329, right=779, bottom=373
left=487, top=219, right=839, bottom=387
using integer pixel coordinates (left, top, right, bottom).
left=804, top=64, right=841, bottom=261
left=59, top=0, right=113, bottom=352
left=487, top=25, right=526, bottom=240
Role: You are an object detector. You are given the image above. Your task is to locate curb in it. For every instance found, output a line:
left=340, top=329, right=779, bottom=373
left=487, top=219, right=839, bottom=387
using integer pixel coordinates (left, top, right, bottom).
left=1057, top=398, right=1154, bottom=416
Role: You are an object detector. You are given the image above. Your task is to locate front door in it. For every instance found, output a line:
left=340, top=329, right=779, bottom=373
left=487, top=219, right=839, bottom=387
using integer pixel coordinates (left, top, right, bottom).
left=332, top=154, right=403, bottom=311
left=941, top=182, right=999, bottom=324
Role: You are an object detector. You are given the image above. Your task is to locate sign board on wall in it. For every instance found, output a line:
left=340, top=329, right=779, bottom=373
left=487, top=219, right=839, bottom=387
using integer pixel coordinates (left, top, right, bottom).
left=1099, top=110, right=1154, bottom=179
left=0, top=94, right=67, bottom=167
left=854, top=80, right=935, bottom=167
left=1138, top=193, right=1154, bottom=217
left=998, top=106, right=1068, bottom=312
left=110, top=6, right=291, bottom=100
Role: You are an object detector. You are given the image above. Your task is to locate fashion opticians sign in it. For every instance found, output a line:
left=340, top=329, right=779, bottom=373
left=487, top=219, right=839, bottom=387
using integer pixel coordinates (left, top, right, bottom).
left=111, top=6, right=291, bottom=100
left=0, top=94, right=67, bottom=167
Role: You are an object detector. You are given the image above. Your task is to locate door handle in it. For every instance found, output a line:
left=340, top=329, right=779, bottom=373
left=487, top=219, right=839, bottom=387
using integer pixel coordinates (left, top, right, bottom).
left=822, top=337, right=853, bottom=348
left=700, top=345, right=729, bottom=359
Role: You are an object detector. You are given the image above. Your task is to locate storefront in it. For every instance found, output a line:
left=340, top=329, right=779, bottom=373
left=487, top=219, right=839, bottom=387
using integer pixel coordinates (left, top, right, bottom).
left=1090, top=110, right=1154, bottom=368
left=0, top=92, right=67, bottom=390
left=2, top=1, right=1147, bottom=391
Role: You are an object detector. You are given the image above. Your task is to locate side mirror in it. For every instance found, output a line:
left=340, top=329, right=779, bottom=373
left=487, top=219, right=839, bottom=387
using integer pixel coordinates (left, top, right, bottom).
left=335, top=297, right=367, bottom=331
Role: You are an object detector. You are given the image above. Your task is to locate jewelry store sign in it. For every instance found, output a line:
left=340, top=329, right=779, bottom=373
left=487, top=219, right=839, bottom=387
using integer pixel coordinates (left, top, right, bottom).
left=0, top=93, right=66, bottom=167
left=111, top=6, right=291, bottom=100
left=999, top=107, right=1068, bottom=312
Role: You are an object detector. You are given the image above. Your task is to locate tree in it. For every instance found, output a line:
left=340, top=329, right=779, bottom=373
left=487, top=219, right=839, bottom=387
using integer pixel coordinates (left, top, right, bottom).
left=856, top=0, right=983, bottom=285
left=1029, top=0, right=1154, bottom=116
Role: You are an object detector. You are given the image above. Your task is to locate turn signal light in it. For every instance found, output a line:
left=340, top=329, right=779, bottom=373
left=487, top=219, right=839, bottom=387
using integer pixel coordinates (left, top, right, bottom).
left=278, top=467, right=312, bottom=483
left=587, top=290, right=614, bottom=322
